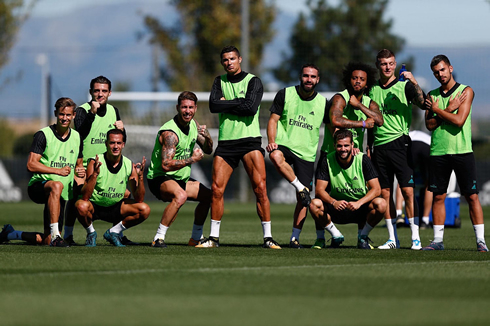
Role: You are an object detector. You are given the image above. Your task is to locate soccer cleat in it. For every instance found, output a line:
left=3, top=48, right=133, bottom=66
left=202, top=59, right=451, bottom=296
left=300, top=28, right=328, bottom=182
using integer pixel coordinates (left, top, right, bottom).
left=188, top=238, right=200, bottom=246
left=311, top=238, right=326, bottom=249
left=121, top=236, right=139, bottom=246
left=151, top=238, right=167, bottom=248
left=0, top=224, right=15, bottom=244
left=477, top=240, right=488, bottom=252
left=298, top=188, right=311, bottom=207
left=420, top=221, right=432, bottom=230
left=64, top=235, right=77, bottom=246
left=85, top=231, right=97, bottom=247
left=263, top=237, right=281, bottom=249
left=411, top=239, right=422, bottom=250
left=195, top=237, right=219, bottom=248
left=103, top=230, right=126, bottom=247
left=422, top=241, right=444, bottom=251
left=289, top=238, right=303, bottom=249
left=357, top=235, right=373, bottom=249
left=50, top=235, right=69, bottom=247
left=395, top=214, right=406, bottom=226
left=329, top=235, right=345, bottom=248
left=378, top=239, right=398, bottom=250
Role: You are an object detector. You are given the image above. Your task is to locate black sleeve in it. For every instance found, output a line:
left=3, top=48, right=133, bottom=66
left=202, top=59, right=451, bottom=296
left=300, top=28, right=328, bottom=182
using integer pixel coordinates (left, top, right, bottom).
left=29, top=131, right=46, bottom=155
left=209, top=76, right=263, bottom=116
left=78, top=137, right=84, bottom=159
left=405, top=82, right=425, bottom=104
left=114, top=106, right=122, bottom=120
left=269, top=88, right=286, bottom=115
left=324, top=99, right=332, bottom=124
left=315, top=153, right=330, bottom=182
left=74, top=106, right=95, bottom=140
left=362, top=154, right=378, bottom=181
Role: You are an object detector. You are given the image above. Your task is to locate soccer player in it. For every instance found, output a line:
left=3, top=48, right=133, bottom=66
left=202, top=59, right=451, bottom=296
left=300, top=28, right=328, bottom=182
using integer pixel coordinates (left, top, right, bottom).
left=147, top=91, right=213, bottom=248
left=369, top=49, right=426, bottom=250
left=197, top=45, right=280, bottom=249
left=63, top=75, right=130, bottom=246
left=310, top=129, right=386, bottom=249
left=0, top=98, right=84, bottom=247
left=423, top=54, right=487, bottom=251
left=74, top=129, right=150, bottom=247
left=266, top=64, right=327, bottom=249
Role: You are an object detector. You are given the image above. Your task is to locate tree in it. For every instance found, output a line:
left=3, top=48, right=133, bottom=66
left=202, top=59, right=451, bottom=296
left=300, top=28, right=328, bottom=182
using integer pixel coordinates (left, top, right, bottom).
left=274, top=0, right=406, bottom=91
left=142, top=0, right=276, bottom=92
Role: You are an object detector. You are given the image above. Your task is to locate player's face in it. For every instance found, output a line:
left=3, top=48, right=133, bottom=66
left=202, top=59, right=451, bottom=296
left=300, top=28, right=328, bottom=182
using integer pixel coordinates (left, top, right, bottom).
left=176, top=99, right=197, bottom=124
left=350, top=70, right=367, bottom=94
left=300, top=67, right=320, bottom=93
left=377, top=56, right=396, bottom=79
left=106, top=133, right=125, bottom=157
left=431, top=61, right=453, bottom=85
left=90, top=83, right=111, bottom=105
left=55, top=106, right=75, bottom=128
left=221, top=51, right=242, bottom=75
left=335, top=137, right=353, bottom=161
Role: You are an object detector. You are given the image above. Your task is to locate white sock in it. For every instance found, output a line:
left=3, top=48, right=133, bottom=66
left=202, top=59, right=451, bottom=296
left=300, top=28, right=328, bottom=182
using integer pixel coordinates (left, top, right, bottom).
left=154, top=223, right=169, bottom=241
left=290, top=177, right=306, bottom=192
left=64, top=226, right=74, bottom=238
left=396, top=209, right=403, bottom=216
left=261, top=221, right=272, bottom=238
left=210, top=219, right=221, bottom=238
left=409, top=217, right=420, bottom=240
left=386, top=219, right=396, bottom=241
left=433, top=225, right=445, bottom=243
left=316, top=229, right=325, bottom=240
left=422, top=216, right=430, bottom=224
left=110, top=221, right=126, bottom=234
left=325, top=223, right=342, bottom=238
left=360, top=222, right=374, bottom=237
left=86, top=224, right=95, bottom=234
left=191, top=224, right=204, bottom=241
left=8, top=231, right=23, bottom=241
left=291, top=227, right=301, bottom=241
left=473, top=224, right=485, bottom=242
left=50, top=223, right=60, bottom=239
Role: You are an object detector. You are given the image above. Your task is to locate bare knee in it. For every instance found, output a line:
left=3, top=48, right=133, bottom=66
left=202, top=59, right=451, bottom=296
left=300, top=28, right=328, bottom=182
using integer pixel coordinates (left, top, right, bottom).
left=173, top=189, right=188, bottom=207
left=138, top=203, right=151, bottom=220
left=309, top=198, right=324, bottom=217
left=253, top=179, right=268, bottom=202
left=373, top=198, right=387, bottom=214
left=75, top=200, right=91, bottom=216
left=49, top=181, right=64, bottom=198
left=269, top=150, right=283, bottom=167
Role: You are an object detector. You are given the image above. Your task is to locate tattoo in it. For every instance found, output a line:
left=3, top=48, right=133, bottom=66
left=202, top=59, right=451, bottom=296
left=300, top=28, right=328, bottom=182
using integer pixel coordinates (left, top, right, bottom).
left=413, top=84, right=425, bottom=109
left=161, top=131, right=193, bottom=170
left=197, top=128, right=213, bottom=154
left=331, top=97, right=361, bottom=129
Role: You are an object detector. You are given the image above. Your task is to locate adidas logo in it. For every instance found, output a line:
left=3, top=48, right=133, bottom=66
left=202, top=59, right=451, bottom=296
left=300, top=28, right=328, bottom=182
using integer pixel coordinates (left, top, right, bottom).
left=70, top=150, right=74, bottom=154
left=108, top=124, right=113, bottom=128
left=353, top=176, right=358, bottom=181
left=409, top=179, right=414, bottom=184
left=309, top=111, right=315, bottom=115
left=472, top=185, right=476, bottom=190
left=119, top=181, right=124, bottom=184
left=239, top=90, right=245, bottom=95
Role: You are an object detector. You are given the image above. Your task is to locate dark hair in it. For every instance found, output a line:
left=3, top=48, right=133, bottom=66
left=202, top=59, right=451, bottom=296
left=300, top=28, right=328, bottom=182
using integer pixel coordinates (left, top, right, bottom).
left=106, top=128, right=126, bottom=143
left=430, top=54, right=451, bottom=69
left=220, top=45, right=241, bottom=60
left=342, top=61, right=377, bottom=93
left=54, top=97, right=76, bottom=112
left=301, top=63, right=320, bottom=77
left=376, top=49, right=395, bottom=63
left=177, top=91, right=198, bottom=106
left=333, top=129, right=353, bottom=144
left=90, top=76, right=112, bottom=91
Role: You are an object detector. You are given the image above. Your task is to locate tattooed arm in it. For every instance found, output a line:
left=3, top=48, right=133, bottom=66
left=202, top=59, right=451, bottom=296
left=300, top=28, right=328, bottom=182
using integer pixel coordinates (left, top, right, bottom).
left=330, top=94, right=374, bottom=129
left=195, top=121, right=213, bottom=155
left=159, top=130, right=203, bottom=172
left=403, top=72, right=426, bottom=109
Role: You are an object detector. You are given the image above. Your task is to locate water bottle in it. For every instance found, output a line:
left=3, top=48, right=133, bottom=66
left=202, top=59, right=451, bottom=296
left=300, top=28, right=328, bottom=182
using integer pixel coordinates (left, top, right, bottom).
left=399, top=63, right=407, bottom=81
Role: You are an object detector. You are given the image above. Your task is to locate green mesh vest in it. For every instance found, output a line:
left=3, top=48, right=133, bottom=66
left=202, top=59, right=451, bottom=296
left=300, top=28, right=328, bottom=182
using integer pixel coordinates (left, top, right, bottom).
left=28, top=127, right=80, bottom=200
left=90, top=155, right=132, bottom=207
left=321, top=90, right=370, bottom=153
left=147, top=118, right=198, bottom=182
left=429, top=83, right=473, bottom=156
left=369, top=80, right=411, bottom=146
left=327, top=152, right=368, bottom=202
left=79, top=102, right=117, bottom=166
left=218, top=73, right=261, bottom=141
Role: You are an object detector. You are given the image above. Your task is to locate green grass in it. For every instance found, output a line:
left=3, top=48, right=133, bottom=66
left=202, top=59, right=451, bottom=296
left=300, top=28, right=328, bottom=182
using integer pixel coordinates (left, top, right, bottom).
left=1, top=201, right=490, bottom=326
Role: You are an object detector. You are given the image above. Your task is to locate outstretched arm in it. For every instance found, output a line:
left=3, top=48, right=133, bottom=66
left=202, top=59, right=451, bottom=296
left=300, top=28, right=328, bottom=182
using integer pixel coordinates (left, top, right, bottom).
left=266, top=113, right=281, bottom=153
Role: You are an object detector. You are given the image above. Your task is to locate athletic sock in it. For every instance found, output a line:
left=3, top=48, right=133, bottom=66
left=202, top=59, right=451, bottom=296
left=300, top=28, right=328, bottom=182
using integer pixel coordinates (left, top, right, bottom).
left=433, top=225, right=445, bottom=243
left=64, top=226, right=74, bottom=238
left=409, top=217, right=420, bottom=240
left=473, top=224, right=485, bottom=242
left=396, top=209, right=403, bottom=217
left=154, top=223, right=169, bottom=241
left=8, top=231, right=22, bottom=241
left=316, top=229, right=325, bottom=240
left=386, top=219, right=396, bottom=241
left=50, top=223, right=60, bottom=239
left=86, top=224, right=95, bottom=234
left=325, top=223, right=342, bottom=238
left=210, top=219, right=221, bottom=238
left=291, top=227, right=301, bottom=241
left=290, top=177, right=306, bottom=192
left=261, top=221, right=272, bottom=238
left=360, top=222, right=374, bottom=237
left=422, top=216, right=430, bottom=225
left=191, top=224, right=204, bottom=241
left=110, top=221, right=126, bottom=234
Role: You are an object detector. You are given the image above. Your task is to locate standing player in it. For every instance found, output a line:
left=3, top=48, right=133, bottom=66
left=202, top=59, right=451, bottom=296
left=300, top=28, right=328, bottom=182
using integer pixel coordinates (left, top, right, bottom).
left=310, top=129, right=386, bottom=249
left=147, top=91, right=213, bottom=248
left=1, top=98, right=84, bottom=246
left=197, top=45, right=280, bottom=249
left=266, top=64, right=327, bottom=248
left=369, top=49, right=426, bottom=250
left=423, top=54, right=487, bottom=251
left=75, top=129, right=149, bottom=247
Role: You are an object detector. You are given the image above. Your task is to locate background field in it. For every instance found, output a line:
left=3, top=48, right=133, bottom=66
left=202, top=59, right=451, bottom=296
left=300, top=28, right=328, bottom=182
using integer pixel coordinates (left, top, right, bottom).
left=1, top=201, right=489, bottom=326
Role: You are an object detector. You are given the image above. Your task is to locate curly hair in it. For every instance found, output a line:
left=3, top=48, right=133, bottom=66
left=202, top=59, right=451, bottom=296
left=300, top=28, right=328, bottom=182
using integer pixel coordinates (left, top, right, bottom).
left=342, top=61, right=377, bottom=94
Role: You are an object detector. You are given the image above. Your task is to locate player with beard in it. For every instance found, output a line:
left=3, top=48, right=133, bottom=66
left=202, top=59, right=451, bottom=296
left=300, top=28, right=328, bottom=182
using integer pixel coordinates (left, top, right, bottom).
left=267, top=64, right=328, bottom=248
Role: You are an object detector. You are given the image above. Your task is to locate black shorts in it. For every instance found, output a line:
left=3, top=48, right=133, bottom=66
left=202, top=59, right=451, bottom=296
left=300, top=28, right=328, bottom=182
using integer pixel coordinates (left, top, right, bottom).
left=411, top=141, right=430, bottom=184
left=327, top=202, right=370, bottom=225
left=273, top=145, right=314, bottom=190
left=373, top=138, right=414, bottom=189
left=148, top=175, right=196, bottom=200
left=92, top=201, right=124, bottom=224
left=214, top=138, right=265, bottom=170
left=429, top=153, right=478, bottom=196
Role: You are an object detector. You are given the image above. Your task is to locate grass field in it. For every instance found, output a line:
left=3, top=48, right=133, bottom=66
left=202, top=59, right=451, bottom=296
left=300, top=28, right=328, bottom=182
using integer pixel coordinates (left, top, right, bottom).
left=1, top=201, right=489, bottom=326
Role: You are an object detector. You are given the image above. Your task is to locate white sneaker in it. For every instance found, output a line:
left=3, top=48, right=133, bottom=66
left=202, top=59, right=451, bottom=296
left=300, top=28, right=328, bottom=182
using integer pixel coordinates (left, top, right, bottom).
left=411, top=239, right=422, bottom=250
left=378, top=239, right=397, bottom=249
left=195, top=237, right=219, bottom=248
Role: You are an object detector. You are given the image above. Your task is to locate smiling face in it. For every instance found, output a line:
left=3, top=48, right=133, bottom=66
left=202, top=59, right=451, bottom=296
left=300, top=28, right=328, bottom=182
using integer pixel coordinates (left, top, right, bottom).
left=55, top=106, right=75, bottom=129
left=376, top=56, right=396, bottom=80
left=221, top=51, right=242, bottom=75
left=335, top=137, right=353, bottom=162
left=300, top=67, right=320, bottom=93
left=350, top=70, right=368, bottom=95
left=431, top=61, right=454, bottom=86
left=106, top=132, right=125, bottom=158
left=176, top=99, right=197, bottom=125
left=90, top=82, right=112, bottom=105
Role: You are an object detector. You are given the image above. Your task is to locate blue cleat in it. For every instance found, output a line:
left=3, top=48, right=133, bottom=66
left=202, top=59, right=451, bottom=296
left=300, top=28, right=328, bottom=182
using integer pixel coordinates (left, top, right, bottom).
left=422, top=241, right=444, bottom=251
left=357, top=235, right=373, bottom=249
left=103, top=229, right=125, bottom=247
left=85, top=231, right=97, bottom=247
left=477, top=240, right=488, bottom=252
left=0, top=224, right=15, bottom=244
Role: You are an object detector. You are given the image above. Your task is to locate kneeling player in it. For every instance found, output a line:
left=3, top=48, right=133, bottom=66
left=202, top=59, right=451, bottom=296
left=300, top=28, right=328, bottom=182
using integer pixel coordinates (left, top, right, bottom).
left=75, top=129, right=150, bottom=247
left=310, top=129, right=386, bottom=249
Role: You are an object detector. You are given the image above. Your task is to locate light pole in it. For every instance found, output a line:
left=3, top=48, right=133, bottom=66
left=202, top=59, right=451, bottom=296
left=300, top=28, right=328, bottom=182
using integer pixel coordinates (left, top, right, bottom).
left=36, top=53, right=50, bottom=128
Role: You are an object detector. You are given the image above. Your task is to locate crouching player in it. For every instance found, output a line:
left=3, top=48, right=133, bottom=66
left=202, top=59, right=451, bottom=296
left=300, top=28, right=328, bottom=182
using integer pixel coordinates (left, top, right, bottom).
left=310, top=129, right=386, bottom=249
left=75, top=129, right=150, bottom=247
